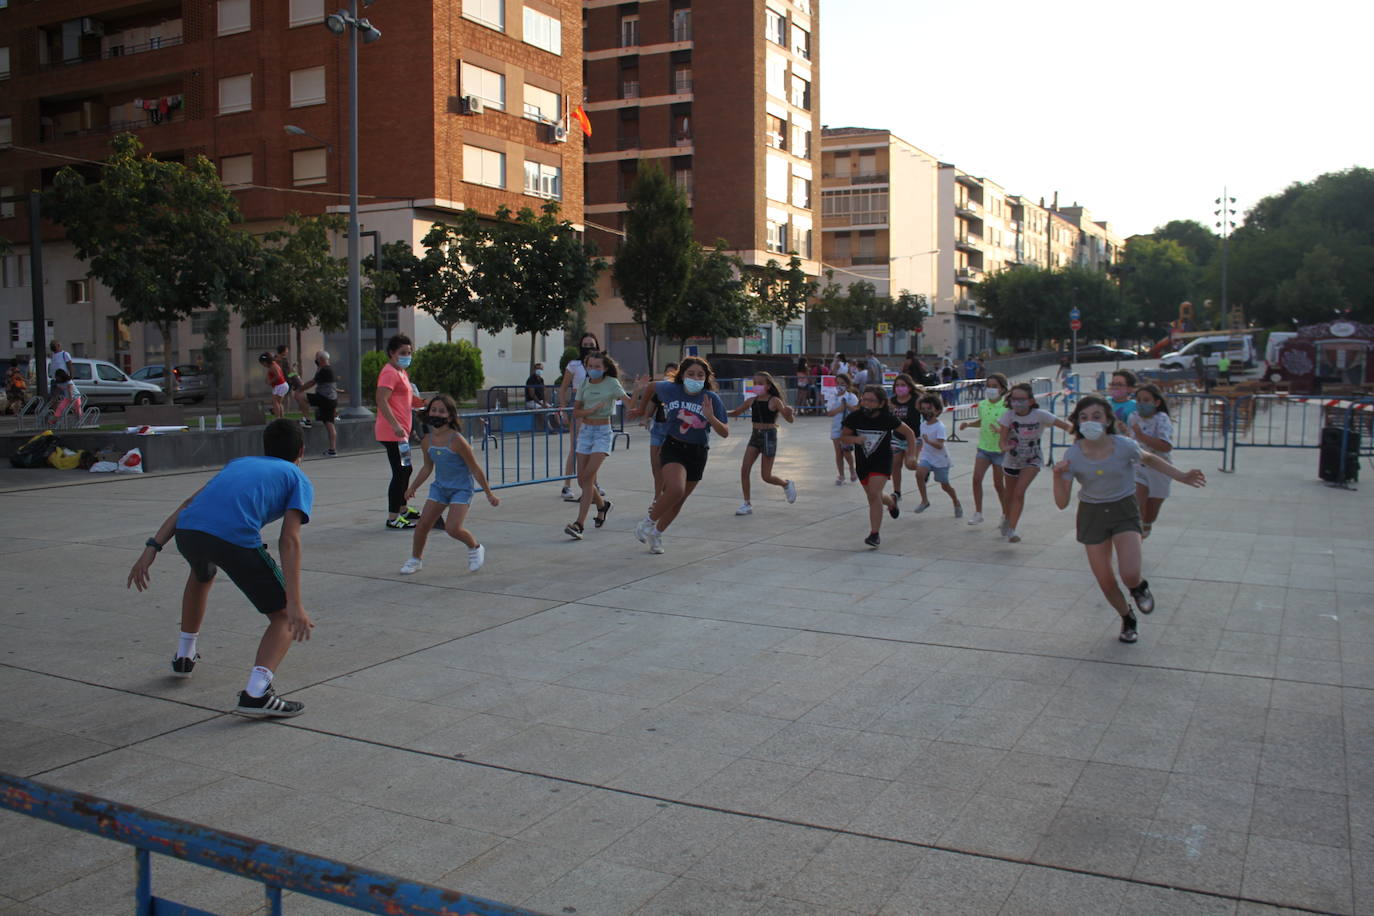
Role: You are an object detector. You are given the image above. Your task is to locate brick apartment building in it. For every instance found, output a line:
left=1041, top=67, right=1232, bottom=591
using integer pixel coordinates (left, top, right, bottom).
left=0, top=0, right=583, bottom=396
left=580, top=0, right=821, bottom=376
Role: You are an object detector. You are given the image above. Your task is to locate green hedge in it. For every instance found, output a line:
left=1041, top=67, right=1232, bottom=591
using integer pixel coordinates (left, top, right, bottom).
left=361, top=350, right=388, bottom=402
left=410, top=341, right=484, bottom=401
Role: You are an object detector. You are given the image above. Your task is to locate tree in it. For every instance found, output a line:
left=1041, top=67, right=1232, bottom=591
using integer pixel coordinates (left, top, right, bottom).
left=1150, top=219, right=1217, bottom=269
left=240, top=211, right=348, bottom=362
left=876, top=291, right=929, bottom=350
left=1272, top=245, right=1350, bottom=325
left=362, top=240, right=421, bottom=352
left=43, top=133, right=262, bottom=400
left=614, top=162, right=694, bottom=369
left=749, top=254, right=816, bottom=329
left=200, top=304, right=230, bottom=418
left=661, top=244, right=756, bottom=346
left=412, top=217, right=502, bottom=342
left=1121, top=237, right=1195, bottom=330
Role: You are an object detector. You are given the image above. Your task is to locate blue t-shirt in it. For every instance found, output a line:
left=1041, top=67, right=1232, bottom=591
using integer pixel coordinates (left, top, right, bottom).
left=1110, top=397, right=1138, bottom=425
left=655, top=381, right=727, bottom=446
left=177, top=456, right=313, bottom=548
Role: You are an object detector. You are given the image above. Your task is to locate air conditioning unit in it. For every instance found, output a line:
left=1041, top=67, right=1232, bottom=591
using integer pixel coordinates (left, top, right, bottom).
left=546, top=124, right=569, bottom=144
left=80, top=17, right=105, bottom=36
left=460, top=95, right=484, bottom=115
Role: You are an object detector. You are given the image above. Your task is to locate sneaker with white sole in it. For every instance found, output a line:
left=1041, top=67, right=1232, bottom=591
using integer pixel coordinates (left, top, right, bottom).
left=468, top=545, right=485, bottom=572
left=864, top=532, right=881, bottom=548
left=998, top=517, right=1010, bottom=536
left=399, top=557, right=423, bottom=575
left=386, top=516, right=416, bottom=530
left=967, top=511, right=984, bottom=525
left=647, top=530, right=664, bottom=554
left=735, top=502, right=753, bottom=516
left=914, top=501, right=932, bottom=513
left=235, top=689, right=304, bottom=718
left=564, top=521, right=584, bottom=540
left=401, top=506, right=421, bottom=521
left=170, top=654, right=200, bottom=678
left=1129, top=580, right=1154, bottom=614
left=1119, top=613, right=1139, bottom=643
left=835, top=475, right=845, bottom=486
left=1007, top=529, right=1021, bottom=543
left=634, top=517, right=653, bottom=544
left=954, top=505, right=964, bottom=519
left=784, top=480, right=797, bottom=503
left=322, top=449, right=337, bottom=458
left=561, top=486, right=577, bottom=502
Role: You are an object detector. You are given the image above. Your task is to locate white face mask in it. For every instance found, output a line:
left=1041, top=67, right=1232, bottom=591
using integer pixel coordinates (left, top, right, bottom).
left=1079, top=420, right=1106, bottom=440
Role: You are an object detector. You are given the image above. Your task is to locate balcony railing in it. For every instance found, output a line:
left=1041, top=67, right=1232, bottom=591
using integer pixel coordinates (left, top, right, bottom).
left=621, top=81, right=639, bottom=99
left=955, top=266, right=982, bottom=283
left=955, top=199, right=980, bottom=217
left=955, top=233, right=982, bottom=250
left=672, top=76, right=693, bottom=94
left=851, top=255, right=884, bottom=265
left=851, top=211, right=888, bottom=226
left=40, top=34, right=184, bottom=71
left=850, top=171, right=887, bottom=185
left=674, top=134, right=692, bottom=147
left=672, top=23, right=693, bottom=41
left=616, top=135, right=641, bottom=150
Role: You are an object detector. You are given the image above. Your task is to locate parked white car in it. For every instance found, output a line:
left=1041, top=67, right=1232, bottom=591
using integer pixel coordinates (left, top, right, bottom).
left=61, top=358, right=167, bottom=408
left=1159, top=335, right=1256, bottom=371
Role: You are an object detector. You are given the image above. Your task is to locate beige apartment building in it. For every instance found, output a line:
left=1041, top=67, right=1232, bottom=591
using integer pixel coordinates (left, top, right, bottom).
left=818, top=126, right=938, bottom=355
left=1054, top=204, right=1124, bottom=271
left=580, top=0, right=822, bottom=374
left=1009, top=195, right=1049, bottom=268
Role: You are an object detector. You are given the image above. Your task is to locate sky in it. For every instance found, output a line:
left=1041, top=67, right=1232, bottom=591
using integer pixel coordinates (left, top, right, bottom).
left=819, top=0, right=1373, bottom=238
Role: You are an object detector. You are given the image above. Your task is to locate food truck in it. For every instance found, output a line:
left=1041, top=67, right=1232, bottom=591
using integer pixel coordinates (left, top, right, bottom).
left=1270, top=320, right=1374, bottom=393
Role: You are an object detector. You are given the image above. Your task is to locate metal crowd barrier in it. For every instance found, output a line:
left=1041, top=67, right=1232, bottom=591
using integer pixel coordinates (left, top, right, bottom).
left=1231, top=394, right=1373, bottom=479
left=458, top=407, right=576, bottom=489
left=0, top=771, right=542, bottom=916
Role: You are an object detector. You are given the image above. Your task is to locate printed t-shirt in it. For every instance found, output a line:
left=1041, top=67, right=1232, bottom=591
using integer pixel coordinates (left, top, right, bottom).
left=655, top=381, right=726, bottom=446
left=374, top=363, right=414, bottom=441
left=842, top=409, right=900, bottom=476
left=918, top=419, right=951, bottom=468
left=889, top=397, right=919, bottom=444
left=998, top=407, right=1059, bottom=469
left=577, top=377, right=628, bottom=420
left=828, top=390, right=859, bottom=438
left=1129, top=411, right=1174, bottom=458
left=976, top=398, right=1007, bottom=452
left=1061, top=436, right=1143, bottom=503
left=177, top=456, right=314, bottom=549
left=312, top=365, right=337, bottom=401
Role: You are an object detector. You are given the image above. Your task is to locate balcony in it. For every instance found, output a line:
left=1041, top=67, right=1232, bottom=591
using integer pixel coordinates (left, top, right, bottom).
left=955, top=199, right=980, bottom=218
left=955, top=266, right=982, bottom=285
left=672, top=75, right=693, bottom=94
left=955, top=173, right=981, bottom=189
left=850, top=255, right=885, bottom=265
left=674, top=133, right=692, bottom=148
left=671, top=22, right=693, bottom=42
left=954, top=233, right=981, bottom=252
left=849, top=171, right=888, bottom=185
left=616, top=135, right=641, bottom=150
left=620, top=81, right=640, bottom=99
left=39, top=88, right=188, bottom=145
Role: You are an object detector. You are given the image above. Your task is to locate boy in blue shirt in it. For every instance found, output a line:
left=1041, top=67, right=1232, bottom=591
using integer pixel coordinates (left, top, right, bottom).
left=127, top=419, right=315, bottom=717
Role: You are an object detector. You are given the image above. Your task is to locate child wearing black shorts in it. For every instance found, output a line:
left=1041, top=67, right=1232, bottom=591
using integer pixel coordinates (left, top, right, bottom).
left=839, top=385, right=918, bottom=548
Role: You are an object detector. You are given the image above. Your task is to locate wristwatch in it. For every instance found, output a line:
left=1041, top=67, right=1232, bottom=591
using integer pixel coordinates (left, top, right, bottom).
left=145, top=538, right=163, bottom=552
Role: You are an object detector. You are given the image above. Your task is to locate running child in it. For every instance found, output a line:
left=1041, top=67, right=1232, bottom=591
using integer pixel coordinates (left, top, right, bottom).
left=565, top=352, right=627, bottom=539
left=958, top=372, right=1010, bottom=530
left=398, top=395, right=500, bottom=574
left=826, top=373, right=860, bottom=484
left=997, top=381, right=1074, bottom=543
left=1128, top=383, right=1175, bottom=539
left=913, top=393, right=963, bottom=517
left=887, top=373, right=922, bottom=502
left=728, top=371, right=797, bottom=515
left=126, top=419, right=314, bottom=717
left=634, top=357, right=729, bottom=554
left=1053, top=395, right=1206, bottom=643
left=48, top=368, right=84, bottom=424
left=631, top=362, right=676, bottom=518
left=1108, top=369, right=1139, bottom=425
left=839, top=385, right=919, bottom=548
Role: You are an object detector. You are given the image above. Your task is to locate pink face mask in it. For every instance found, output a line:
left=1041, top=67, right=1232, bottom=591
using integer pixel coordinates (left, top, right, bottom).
left=750, top=385, right=767, bottom=398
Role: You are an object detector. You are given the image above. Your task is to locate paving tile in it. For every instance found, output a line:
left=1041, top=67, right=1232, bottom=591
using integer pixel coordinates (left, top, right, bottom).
left=1257, top=738, right=1347, bottom=794
left=1065, top=762, right=1170, bottom=819
left=1030, top=805, right=1151, bottom=878
left=682, top=758, right=812, bottom=813
left=895, top=740, right=1006, bottom=791
left=600, top=804, right=743, bottom=876
left=760, top=768, right=890, bottom=829
left=684, top=820, right=833, bottom=898
left=998, top=865, right=1129, bottom=916
left=1116, top=884, right=1237, bottom=916
left=1249, top=785, right=1350, bottom=848
left=847, top=781, right=972, bottom=845
left=635, top=876, right=767, bottom=916
left=522, top=858, right=675, bottom=916
left=877, top=847, right=1023, bottom=916
left=1241, top=835, right=1354, bottom=913
left=1132, top=820, right=1248, bottom=897
left=1155, top=773, right=1255, bottom=833
left=777, top=834, right=923, bottom=913
left=937, top=793, right=1058, bottom=859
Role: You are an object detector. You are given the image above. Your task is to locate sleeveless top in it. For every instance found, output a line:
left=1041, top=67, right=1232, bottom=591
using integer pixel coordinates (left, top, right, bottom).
left=428, top=441, right=473, bottom=488
left=751, top=394, right=779, bottom=423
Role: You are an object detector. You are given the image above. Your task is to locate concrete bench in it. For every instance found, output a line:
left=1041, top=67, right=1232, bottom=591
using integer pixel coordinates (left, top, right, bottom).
left=126, top=404, right=187, bottom=427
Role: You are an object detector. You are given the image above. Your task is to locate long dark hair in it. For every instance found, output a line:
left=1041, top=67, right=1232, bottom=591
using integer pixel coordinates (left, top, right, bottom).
left=754, top=370, right=782, bottom=399
left=676, top=356, right=716, bottom=390
left=1069, top=394, right=1118, bottom=439
left=860, top=384, right=891, bottom=413
left=1135, top=383, right=1171, bottom=416
left=892, top=372, right=920, bottom=399
left=585, top=351, right=620, bottom=378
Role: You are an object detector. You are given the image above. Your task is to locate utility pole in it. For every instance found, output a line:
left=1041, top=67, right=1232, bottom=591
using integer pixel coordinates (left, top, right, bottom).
left=1214, top=188, right=1236, bottom=326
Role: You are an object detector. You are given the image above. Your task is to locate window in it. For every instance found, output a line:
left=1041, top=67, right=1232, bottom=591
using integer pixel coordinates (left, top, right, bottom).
left=0, top=185, right=12, bottom=219
left=463, top=144, right=505, bottom=188
left=857, top=231, right=876, bottom=259
left=833, top=154, right=850, bottom=177
left=791, top=25, right=810, bottom=59
left=766, top=54, right=786, bottom=98
left=523, top=83, right=559, bottom=122
left=245, top=323, right=288, bottom=351
left=221, top=154, right=252, bottom=187
left=289, top=66, right=325, bottom=108
left=523, top=7, right=561, bottom=54
left=2, top=254, right=29, bottom=287
left=792, top=176, right=810, bottom=208
left=288, top=0, right=324, bottom=27
left=791, top=123, right=810, bottom=158
left=674, top=168, right=693, bottom=198
left=71, top=361, right=92, bottom=381
left=523, top=161, right=561, bottom=199
left=217, top=0, right=251, bottom=35
left=66, top=279, right=91, bottom=304
left=672, top=66, right=692, bottom=94
left=620, top=15, right=639, bottom=47
left=218, top=74, right=252, bottom=115
left=672, top=8, right=692, bottom=41
left=822, top=188, right=888, bottom=224
left=291, top=148, right=327, bottom=186
left=191, top=311, right=215, bottom=334
left=461, top=62, right=505, bottom=110
left=0, top=117, right=11, bottom=148
left=789, top=75, right=810, bottom=110
left=766, top=154, right=788, bottom=203
left=765, top=8, right=786, bottom=45
left=766, top=115, right=786, bottom=150
left=463, top=0, right=504, bottom=30
left=766, top=220, right=788, bottom=253
left=98, top=363, right=125, bottom=382
left=0, top=47, right=9, bottom=79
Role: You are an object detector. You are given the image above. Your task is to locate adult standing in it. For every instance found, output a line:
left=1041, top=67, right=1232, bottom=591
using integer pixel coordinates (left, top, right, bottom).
left=963, top=353, right=980, bottom=380
left=300, top=351, right=338, bottom=456
left=864, top=349, right=886, bottom=385
left=48, top=340, right=74, bottom=382
left=833, top=352, right=851, bottom=380
left=376, top=334, right=421, bottom=530
left=558, top=332, right=601, bottom=501
left=1056, top=354, right=1074, bottom=389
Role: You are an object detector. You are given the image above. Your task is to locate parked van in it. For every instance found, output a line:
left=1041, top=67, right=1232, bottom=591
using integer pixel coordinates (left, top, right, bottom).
left=30, top=357, right=167, bottom=407
left=1159, top=335, right=1255, bottom=372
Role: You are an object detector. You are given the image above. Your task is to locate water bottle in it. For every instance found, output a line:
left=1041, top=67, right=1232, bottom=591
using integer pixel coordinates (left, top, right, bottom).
left=399, top=440, right=412, bottom=468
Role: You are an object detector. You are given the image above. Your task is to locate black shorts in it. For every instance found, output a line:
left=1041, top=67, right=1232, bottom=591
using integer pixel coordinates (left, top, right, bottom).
left=747, top=428, right=777, bottom=458
left=659, top=436, right=709, bottom=482
left=307, top=392, right=337, bottom=423
left=287, top=375, right=302, bottom=391
left=175, top=529, right=286, bottom=615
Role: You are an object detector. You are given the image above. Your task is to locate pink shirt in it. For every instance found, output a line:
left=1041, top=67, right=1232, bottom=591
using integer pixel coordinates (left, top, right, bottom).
left=374, top=363, right=414, bottom=442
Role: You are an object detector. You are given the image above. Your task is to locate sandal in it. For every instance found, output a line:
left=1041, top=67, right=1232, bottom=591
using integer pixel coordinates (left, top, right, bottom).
left=594, top=499, right=613, bottom=528
left=564, top=521, right=584, bottom=540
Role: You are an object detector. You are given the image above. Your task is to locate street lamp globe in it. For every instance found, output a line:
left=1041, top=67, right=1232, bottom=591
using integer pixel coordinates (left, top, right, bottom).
left=324, top=12, right=348, bottom=34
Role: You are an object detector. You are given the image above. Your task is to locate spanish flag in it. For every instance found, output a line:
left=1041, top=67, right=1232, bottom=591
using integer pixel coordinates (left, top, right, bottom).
left=572, top=105, right=592, bottom=137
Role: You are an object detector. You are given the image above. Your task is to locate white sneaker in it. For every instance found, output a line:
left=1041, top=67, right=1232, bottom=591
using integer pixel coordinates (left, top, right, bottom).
left=648, top=530, right=665, bottom=554
left=1007, top=529, right=1021, bottom=543
left=399, top=557, right=423, bottom=575
left=835, top=475, right=845, bottom=486
left=784, top=480, right=797, bottom=503
left=998, top=517, right=1010, bottom=536
left=561, top=486, right=577, bottom=502
left=468, top=545, right=485, bottom=572
left=967, top=512, right=984, bottom=525
left=914, top=501, right=932, bottom=513
left=634, top=517, right=653, bottom=543
left=735, top=503, right=753, bottom=516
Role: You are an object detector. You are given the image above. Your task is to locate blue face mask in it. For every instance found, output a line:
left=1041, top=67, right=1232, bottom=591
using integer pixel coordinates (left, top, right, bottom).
left=683, top=377, right=705, bottom=394
left=396, top=355, right=412, bottom=369
left=1137, top=402, right=1157, bottom=417
left=587, top=368, right=605, bottom=380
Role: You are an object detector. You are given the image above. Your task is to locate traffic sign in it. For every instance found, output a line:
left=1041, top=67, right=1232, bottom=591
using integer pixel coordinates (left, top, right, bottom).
left=876, top=322, right=890, bottom=335
left=1069, top=308, right=1081, bottom=321
left=1070, top=319, right=1082, bottom=331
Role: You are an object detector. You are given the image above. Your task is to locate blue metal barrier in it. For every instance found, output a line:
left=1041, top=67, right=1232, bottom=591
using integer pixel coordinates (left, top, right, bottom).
left=1231, top=395, right=1374, bottom=479
left=0, top=771, right=543, bottom=916
left=459, top=407, right=575, bottom=489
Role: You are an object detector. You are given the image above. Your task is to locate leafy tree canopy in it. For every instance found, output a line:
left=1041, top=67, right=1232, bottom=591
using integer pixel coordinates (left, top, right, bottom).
left=614, top=162, right=694, bottom=367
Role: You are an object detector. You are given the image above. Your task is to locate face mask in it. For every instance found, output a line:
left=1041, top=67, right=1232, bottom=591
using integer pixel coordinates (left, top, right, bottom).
left=986, top=389, right=1002, bottom=400
left=1110, top=387, right=1128, bottom=400
left=429, top=416, right=449, bottom=428
left=683, top=378, right=705, bottom=394
left=534, top=368, right=543, bottom=375
left=1010, top=399, right=1030, bottom=413
left=580, top=345, right=596, bottom=357
left=1137, top=402, right=1157, bottom=417
left=863, top=406, right=881, bottom=416
left=894, top=385, right=910, bottom=397
left=751, top=385, right=767, bottom=398
left=588, top=368, right=605, bottom=380
left=397, top=355, right=412, bottom=369
left=1079, top=420, right=1106, bottom=440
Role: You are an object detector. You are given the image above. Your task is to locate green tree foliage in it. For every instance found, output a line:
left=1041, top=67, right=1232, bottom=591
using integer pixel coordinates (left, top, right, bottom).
left=200, top=305, right=231, bottom=416
left=749, top=254, right=816, bottom=328
left=806, top=277, right=927, bottom=349
left=1121, top=237, right=1196, bottom=329
left=877, top=291, right=930, bottom=337
left=362, top=240, right=421, bottom=351
left=975, top=265, right=1119, bottom=348
left=361, top=350, right=388, bottom=401
left=413, top=219, right=497, bottom=343
left=409, top=340, right=484, bottom=401
left=614, top=162, right=694, bottom=368
left=1151, top=219, right=1218, bottom=268
left=1272, top=245, right=1351, bottom=323
left=661, top=244, right=756, bottom=345
left=43, top=133, right=263, bottom=400
left=240, top=211, right=348, bottom=360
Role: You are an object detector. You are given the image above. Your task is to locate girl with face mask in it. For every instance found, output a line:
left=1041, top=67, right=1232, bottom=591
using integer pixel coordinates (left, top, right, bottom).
left=1053, top=396, right=1206, bottom=643
left=1127, top=384, right=1175, bottom=538
left=839, top=385, right=919, bottom=548
left=399, top=394, right=501, bottom=575
left=886, top=373, right=922, bottom=502
left=825, top=374, right=860, bottom=485
left=913, top=394, right=963, bottom=517
left=996, top=382, right=1074, bottom=543
left=727, top=371, right=796, bottom=515
left=558, top=332, right=603, bottom=502
left=564, top=353, right=628, bottom=539
left=375, top=334, right=424, bottom=529
left=958, top=371, right=1011, bottom=530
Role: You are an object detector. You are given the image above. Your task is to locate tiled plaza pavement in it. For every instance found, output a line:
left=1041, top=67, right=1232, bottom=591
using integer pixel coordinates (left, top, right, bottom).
left=1, top=414, right=1371, bottom=915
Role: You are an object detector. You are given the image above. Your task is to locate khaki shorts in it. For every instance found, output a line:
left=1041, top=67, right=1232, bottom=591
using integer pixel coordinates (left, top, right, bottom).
left=1076, top=495, right=1142, bottom=545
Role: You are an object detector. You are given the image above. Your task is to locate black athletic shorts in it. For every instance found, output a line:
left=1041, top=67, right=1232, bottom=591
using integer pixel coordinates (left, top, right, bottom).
left=307, top=392, right=337, bottom=423
left=659, top=436, right=709, bottom=482
left=175, top=529, right=287, bottom=615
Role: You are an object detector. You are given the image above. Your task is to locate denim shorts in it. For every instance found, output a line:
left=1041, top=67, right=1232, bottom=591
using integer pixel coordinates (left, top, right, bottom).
left=576, top=423, right=613, bottom=455
left=747, top=428, right=777, bottom=457
left=428, top=483, right=473, bottom=505
left=649, top=422, right=668, bottom=448
left=918, top=460, right=951, bottom=484
left=976, top=448, right=1004, bottom=466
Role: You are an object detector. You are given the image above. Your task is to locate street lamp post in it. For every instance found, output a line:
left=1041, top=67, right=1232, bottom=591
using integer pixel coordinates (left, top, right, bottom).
left=323, top=2, right=382, bottom=417
left=1215, top=189, right=1237, bottom=330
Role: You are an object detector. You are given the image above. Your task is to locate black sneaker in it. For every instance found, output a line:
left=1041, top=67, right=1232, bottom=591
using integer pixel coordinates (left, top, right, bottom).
left=386, top=516, right=416, bottom=530
left=322, top=449, right=337, bottom=458
left=888, top=500, right=900, bottom=520
left=864, top=532, right=881, bottom=548
left=1129, top=580, right=1155, bottom=614
left=170, top=654, right=200, bottom=678
left=1119, top=613, right=1139, bottom=643
left=235, top=689, right=304, bottom=718
left=401, top=506, right=422, bottom=521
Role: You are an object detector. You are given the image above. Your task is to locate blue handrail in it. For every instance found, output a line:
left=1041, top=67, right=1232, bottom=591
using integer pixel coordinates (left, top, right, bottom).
left=1, top=771, right=546, bottom=916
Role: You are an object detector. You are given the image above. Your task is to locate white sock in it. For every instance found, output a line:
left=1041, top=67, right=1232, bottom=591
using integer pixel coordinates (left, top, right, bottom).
left=177, top=631, right=198, bottom=659
left=651, top=526, right=663, bottom=536
left=245, top=666, right=273, bottom=698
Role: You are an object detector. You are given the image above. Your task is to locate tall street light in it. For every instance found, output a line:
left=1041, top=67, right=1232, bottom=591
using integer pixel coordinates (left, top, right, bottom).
left=324, top=2, right=382, bottom=417
left=1215, top=189, right=1237, bottom=329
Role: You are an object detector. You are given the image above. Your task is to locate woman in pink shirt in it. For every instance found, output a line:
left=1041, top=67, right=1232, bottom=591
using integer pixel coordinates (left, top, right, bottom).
left=375, top=334, right=422, bottom=529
